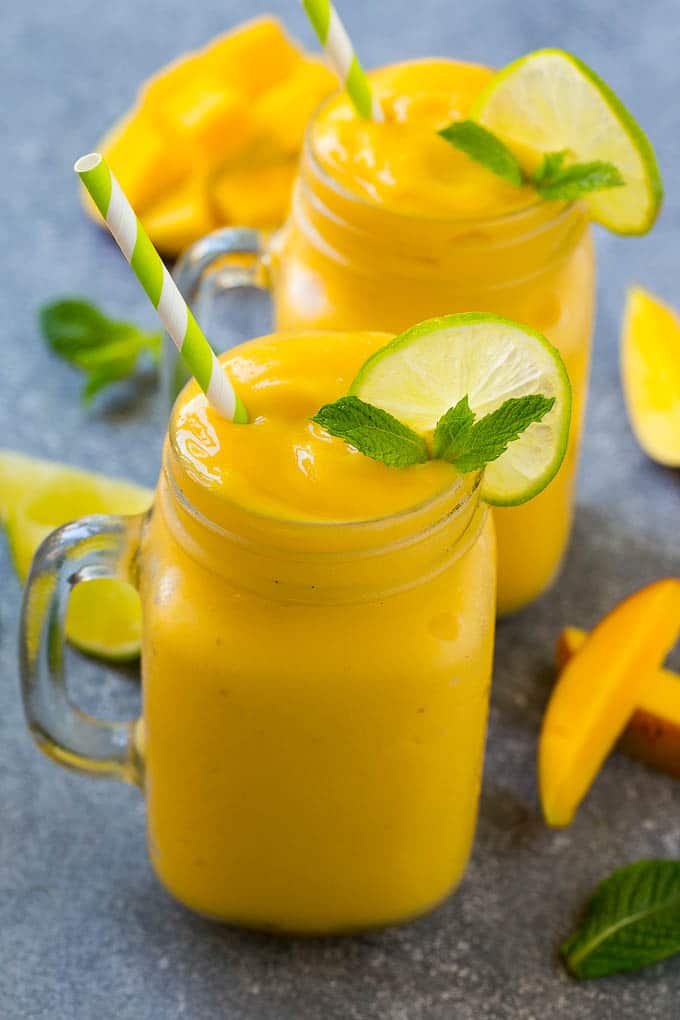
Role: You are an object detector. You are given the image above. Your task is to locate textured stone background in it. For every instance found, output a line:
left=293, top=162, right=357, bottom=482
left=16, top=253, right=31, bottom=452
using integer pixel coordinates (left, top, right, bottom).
left=1, top=1, right=679, bottom=1017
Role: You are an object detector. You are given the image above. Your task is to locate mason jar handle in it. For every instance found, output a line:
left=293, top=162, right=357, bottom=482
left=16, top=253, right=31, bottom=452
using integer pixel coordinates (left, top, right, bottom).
left=164, top=227, right=272, bottom=405
left=173, top=226, right=269, bottom=304
left=19, top=512, right=146, bottom=785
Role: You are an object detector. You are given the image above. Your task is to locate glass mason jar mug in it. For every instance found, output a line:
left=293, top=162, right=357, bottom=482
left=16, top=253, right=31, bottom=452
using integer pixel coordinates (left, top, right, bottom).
left=167, top=98, right=595, bottom=616
left=20, top=415, right=496, bottom=934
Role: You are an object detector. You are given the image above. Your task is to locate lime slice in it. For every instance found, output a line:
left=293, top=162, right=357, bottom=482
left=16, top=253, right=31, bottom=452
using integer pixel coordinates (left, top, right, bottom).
left=350, top=313, right=571, bottom=506
left=0, top=450, right=152, bottom=660
left=473, top=49, right=663, bottom=235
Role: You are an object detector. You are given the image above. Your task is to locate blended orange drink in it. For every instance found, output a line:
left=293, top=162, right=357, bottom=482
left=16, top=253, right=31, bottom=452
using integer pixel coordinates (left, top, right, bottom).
left=21, top=313, right=570, bottom=931
left=270, top=60, right=594, bottom=614
left=141, top=329, right=495, bottom=931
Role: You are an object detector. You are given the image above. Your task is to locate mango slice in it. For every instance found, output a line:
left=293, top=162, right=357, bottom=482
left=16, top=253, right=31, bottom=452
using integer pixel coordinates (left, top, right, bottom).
left=559, top=626, right=680, bottom=779
left=82, top=17, right=335, bottom=256
left=621, top=287, right=680, bottom=466
left=539, top=579, right=680, bottom=827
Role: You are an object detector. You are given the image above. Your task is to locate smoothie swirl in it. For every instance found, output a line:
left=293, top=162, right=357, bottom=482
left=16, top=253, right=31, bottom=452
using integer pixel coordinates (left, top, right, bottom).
left=311, top=60, right=537, bottom=219
left=173, top=330, right=456, bottom=522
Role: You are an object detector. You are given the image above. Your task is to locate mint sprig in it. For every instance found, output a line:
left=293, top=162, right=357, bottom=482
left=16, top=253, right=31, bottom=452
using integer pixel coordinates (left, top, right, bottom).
left=433, top=394, right=555, bottom=472
left=562, top=860, right=680, bottom=979
left=312, top=393, right=553, bottom=472
left=438, top=119, right=624, bottom=201
left=312, top=396, right=429, bottom=467
left=437, top=121, right=523, bottom=186
left=533, top=151, right=624, bottom=200
left=39, top=298, right=162, bottom=404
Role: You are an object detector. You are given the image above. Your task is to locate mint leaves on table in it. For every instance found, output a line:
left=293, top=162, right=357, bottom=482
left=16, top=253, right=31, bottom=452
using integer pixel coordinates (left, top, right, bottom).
left=39, top=298, right=162, bottom=403
left=432, top=394, right=554, bottom=472
left=437, top=121, right=523, bottom=186
left=312, top=393, right=552, bottom=471
left=439, top=119, right=624, bottom=201
left=562, top=860, right=680, bottom=979
left=312, top=397, right=429, bottom=467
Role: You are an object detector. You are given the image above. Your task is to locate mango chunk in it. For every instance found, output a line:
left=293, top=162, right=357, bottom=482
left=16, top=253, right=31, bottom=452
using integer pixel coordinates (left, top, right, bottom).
left=140, top=52, right=206, bottom=112
left=559, top=626, right=680, bottom=778
left=539, top=579, right=680, bottom=827
left=210, top=160, right=297, bottom=228
left=621, top=287, right=680, bottom=466
left=143, top=183, right=217, bottom=257
left=254, top=59, right=336, bottom=155
left=98, top=115, right=188, bottom=215
left=203, top=17, right=302, bottom=95
left=84, top=16, right=335, bottom=256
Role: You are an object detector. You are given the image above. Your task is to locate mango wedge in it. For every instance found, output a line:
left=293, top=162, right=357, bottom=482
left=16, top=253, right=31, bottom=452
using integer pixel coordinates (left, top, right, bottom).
left=621, top=287, right=680, bottom=467
left=539, top=579, right=680, bottom=827
left=82, top=17, right=335, bottom=256
left=559, top=626, right=680, bottom=778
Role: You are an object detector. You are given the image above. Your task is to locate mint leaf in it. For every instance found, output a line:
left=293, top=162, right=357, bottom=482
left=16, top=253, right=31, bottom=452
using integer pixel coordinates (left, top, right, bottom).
left=432, top=396, right=475, bottom=461
left=533, top=150, right=568, bottom=185
left=311, top=396, right=428, bottom=468
left=436, top=118, right=626, bottom=202
left=438, top=120, right=524, bottom=186
left=435, top=394, right=555, bottom=473
left=39, top=298, right=162, bottom=404
left=533, top=158, right=624, bottom=201
left=562, top=860, right=680, bottom=978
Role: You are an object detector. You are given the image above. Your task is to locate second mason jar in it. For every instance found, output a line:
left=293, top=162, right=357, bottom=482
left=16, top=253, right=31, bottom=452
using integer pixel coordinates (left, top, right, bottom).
left=169, top=61, right=595, bottom=614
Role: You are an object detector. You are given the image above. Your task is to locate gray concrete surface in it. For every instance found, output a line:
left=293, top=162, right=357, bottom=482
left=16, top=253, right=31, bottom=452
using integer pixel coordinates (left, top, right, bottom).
left=2, top=0, right=679, bottom=1017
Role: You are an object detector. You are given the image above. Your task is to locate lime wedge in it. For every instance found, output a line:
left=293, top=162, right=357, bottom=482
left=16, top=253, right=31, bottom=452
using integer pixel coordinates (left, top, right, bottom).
left=473, top=49, right=663, bottom=234
left=350, top=313, right=571, bottom=506
left=0, top=449, right=152, bottom=660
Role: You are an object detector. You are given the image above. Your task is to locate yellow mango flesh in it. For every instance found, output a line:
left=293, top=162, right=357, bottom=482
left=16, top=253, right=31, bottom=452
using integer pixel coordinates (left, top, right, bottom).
left=539, top=579, right=680, bottom=827
left=621, top=287, right=680, bottom=466
left=559, top=626, right=680, bottom=778
left=210, top=160, right=297, bottom=229
left=83, top=17, right=335, bottom=256
left=203, top=17, right=302, bottom=94
left=253, top=60, right=339, bottom=156
left=143, top=182, right=215, bottom=255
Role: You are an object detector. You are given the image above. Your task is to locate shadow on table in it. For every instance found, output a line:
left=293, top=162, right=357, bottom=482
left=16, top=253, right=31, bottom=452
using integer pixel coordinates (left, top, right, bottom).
left=494, top=502, right=680, bottom=722
left=479, top=502, right=680, bottom=849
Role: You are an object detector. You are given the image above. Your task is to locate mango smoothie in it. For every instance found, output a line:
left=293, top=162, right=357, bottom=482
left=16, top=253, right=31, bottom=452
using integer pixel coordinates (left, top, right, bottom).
left=271, top=60, right=595, bottom=614
left=139, top=330, right=496, bottom=932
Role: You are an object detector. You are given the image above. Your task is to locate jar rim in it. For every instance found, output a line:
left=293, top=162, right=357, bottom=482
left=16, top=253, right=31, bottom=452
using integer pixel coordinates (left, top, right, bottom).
left=161, top=444, right=487, bottom=602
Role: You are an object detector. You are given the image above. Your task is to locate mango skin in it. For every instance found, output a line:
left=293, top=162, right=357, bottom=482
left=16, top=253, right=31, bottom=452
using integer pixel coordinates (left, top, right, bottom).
left=81, top=17, right=335, bottom=256
left=559, top=626, right=680, bottom=779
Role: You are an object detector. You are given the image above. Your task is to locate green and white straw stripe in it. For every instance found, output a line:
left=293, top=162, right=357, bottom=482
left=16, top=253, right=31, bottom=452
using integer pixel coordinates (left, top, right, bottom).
left=301, top=0, right=382, bottom=121
left=75, top=153, right=248, bottom=423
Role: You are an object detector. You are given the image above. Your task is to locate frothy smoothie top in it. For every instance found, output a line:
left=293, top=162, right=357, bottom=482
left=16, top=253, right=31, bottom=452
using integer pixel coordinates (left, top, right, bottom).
left=171, top=331, right=457, bottom=523
left=311, top=59, right=536, bottom=220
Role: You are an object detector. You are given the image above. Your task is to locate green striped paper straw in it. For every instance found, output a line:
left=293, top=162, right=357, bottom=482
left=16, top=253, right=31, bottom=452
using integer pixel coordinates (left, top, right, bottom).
left=301, top=0, right=383, bottom=121
left=75, top=153, right=248, bottom=423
